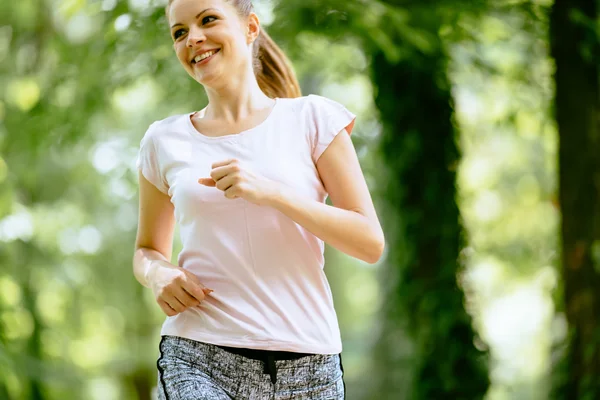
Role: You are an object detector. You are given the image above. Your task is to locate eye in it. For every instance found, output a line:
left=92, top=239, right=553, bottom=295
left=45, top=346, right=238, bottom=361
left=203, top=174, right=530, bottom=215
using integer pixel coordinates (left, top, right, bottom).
left=173, top=28, right=186, bottom=40
left=202, top=16, right=217, bottom=24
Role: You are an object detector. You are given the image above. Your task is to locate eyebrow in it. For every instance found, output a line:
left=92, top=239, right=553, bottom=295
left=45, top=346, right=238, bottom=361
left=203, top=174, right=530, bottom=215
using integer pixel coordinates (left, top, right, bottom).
left=171, top=8, right=217, bottom=28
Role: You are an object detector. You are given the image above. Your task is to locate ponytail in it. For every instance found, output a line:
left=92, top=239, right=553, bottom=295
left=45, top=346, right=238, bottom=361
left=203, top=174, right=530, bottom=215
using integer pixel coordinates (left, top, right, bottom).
left=253, top=29, right=302, bottom=99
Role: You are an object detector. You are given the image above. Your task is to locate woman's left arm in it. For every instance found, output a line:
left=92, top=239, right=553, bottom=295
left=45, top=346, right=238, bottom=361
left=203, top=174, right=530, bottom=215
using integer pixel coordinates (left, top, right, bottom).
left=267, top=130, right=385, bottom=264
left=199, top=129, right=385, bottom=263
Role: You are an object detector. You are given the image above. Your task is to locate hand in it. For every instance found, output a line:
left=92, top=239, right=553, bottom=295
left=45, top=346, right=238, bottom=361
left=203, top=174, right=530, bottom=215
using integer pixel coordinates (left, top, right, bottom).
left=147, top=260, right=213, bottom=317
left=198, top=159, right=280, bottom=206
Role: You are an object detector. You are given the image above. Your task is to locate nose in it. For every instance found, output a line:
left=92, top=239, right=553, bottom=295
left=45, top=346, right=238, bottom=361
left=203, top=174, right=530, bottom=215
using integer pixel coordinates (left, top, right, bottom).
left=186, top=26, right=206, bottom=48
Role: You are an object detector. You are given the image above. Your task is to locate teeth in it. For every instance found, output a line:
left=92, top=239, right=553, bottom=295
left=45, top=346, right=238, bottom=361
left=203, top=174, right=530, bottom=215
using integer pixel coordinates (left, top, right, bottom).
left=194, top=50, right=215, bottom=63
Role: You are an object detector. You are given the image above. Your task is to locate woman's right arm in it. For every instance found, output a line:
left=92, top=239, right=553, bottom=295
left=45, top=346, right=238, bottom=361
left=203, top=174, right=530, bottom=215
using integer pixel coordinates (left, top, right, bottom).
left=134, top=171, right=211, bottom=316
left=133, top=171, right=176, bottom=288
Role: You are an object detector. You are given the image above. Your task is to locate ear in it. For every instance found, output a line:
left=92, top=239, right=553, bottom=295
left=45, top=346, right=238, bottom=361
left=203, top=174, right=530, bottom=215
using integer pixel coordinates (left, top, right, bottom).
left=246, top=12, right=260, bottom=44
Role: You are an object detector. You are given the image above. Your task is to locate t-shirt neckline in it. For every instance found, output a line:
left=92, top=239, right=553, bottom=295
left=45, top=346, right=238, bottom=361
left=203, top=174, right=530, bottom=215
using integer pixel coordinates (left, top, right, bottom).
left=185, top=98, right=280, bottom=141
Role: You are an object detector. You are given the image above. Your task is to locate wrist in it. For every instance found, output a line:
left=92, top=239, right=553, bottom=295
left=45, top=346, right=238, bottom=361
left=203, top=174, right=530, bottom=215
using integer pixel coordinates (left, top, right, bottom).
left=264, top=181, right=288, bottom=209
left=144, top=260, right=159, bottom=287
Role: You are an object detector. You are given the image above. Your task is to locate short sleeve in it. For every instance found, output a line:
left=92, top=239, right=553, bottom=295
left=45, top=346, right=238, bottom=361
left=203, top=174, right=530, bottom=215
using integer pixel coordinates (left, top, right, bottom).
left=136, top=123, right=169, bottom=194
left=308, top=95, right=356, bottom=163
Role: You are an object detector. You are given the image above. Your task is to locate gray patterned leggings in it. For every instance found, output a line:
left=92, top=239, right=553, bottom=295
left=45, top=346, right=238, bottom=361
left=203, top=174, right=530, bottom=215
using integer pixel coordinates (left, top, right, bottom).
left=156, top=335, right=345, bottom=399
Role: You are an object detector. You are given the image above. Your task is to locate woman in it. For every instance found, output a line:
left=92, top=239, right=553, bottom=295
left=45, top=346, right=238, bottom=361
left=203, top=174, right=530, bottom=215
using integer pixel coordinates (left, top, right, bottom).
left=133, top=0, right=385, bottom=398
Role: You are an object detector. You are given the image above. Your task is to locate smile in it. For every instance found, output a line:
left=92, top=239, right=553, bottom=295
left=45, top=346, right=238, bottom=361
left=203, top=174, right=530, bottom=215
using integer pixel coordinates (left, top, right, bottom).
left=191, top=49, right=220, bottom=65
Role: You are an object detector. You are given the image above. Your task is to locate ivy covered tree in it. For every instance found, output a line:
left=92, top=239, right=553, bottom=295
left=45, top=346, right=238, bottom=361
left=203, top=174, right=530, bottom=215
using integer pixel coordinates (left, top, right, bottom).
left=550, top=0, right=600, bottom=398
left=270, top=1, right=489, bottom=398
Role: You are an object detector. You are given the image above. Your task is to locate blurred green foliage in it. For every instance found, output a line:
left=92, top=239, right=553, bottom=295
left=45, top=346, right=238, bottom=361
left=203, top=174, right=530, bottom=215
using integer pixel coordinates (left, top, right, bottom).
left=1, top=0, right=598, bottom=399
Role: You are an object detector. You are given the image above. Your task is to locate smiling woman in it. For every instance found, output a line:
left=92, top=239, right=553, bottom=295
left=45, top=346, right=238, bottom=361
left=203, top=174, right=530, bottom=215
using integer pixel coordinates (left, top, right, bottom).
left=133, top=0, right=384, bottom=398
left=166, top=0, right=300, bottom=99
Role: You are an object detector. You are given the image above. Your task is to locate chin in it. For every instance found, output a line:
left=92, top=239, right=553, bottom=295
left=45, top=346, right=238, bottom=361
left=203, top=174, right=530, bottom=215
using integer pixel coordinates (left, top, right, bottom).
left=194, top=70, right=225, bottom=88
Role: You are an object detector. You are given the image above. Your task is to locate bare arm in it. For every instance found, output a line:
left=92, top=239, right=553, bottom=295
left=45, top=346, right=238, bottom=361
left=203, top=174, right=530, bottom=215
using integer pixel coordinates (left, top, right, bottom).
left=266, top=130, right=385, bottom=264
left=133, top=171, right=176, bottom=288
left=134, top=171, right=210, bottom=316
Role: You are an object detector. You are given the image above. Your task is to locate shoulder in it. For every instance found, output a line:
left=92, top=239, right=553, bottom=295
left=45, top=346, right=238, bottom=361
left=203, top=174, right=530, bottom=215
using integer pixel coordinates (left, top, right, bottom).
left=306, top=95, right=350, bottom=114
left=277, top=95, right=347, bottom=116
left=147, top=113, right=189, bottom=136
left=141, top=113, right=191, bottom=144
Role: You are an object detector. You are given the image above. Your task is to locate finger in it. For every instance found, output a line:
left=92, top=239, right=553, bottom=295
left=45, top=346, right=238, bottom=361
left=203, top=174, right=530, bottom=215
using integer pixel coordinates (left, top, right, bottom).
left=211, top=159, right=237, bottom=169
left=182, top=271, right=214, bottom=295
left=211, top=163, right=241, bottom=182
left=198, top=178, right=216, bottom=186
left=174, top=287, right=201, bottom=308
left=165, top=296, right=187, bottom=313
left=210, top=166, right=231, bottom=183
left=182, top=280, right=207, bottom=302
left=224, top=186, right=239, bottom=199
left=215, top=174, right=238, bottom=192
left=184, top=270, right=204, bottom=285
left=157, top=299, right=178, bottom=317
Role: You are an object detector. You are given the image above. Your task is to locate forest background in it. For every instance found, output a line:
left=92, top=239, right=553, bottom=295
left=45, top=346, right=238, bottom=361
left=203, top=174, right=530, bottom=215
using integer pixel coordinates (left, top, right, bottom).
left=1, top=0, right=599, bottom=399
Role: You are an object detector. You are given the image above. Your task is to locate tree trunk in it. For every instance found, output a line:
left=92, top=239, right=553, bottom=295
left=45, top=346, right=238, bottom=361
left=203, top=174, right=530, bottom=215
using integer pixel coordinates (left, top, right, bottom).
left=371, top=40, right=489, bottom=398
left=550, top=0, right=600, bottom=398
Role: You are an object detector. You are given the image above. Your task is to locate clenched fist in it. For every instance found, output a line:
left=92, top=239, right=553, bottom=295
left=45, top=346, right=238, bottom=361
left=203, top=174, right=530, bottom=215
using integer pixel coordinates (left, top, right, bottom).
left=198, top=159, right=280, bottom=206
left=147, top=260, right=213, bottom=317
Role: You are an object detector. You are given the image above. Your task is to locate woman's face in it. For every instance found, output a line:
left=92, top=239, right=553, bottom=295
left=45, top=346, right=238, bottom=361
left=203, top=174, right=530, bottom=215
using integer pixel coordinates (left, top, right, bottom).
left=168, top=0, right=256, bottom=86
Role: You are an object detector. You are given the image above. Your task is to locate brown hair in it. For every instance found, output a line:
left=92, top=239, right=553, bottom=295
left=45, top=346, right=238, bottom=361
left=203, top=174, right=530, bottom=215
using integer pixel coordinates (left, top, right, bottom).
left=166, top=0, right=301, bottom=99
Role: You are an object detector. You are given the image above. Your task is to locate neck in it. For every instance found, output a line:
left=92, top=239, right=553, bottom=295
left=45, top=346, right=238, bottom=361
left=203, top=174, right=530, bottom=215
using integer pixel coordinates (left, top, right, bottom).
left=203, top=65, right=273, bottom=122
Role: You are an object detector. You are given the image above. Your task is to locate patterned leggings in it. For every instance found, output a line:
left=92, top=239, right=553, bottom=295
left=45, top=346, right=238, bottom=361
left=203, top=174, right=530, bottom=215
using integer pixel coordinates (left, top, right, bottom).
left=156, top=335, right=345, bottom=400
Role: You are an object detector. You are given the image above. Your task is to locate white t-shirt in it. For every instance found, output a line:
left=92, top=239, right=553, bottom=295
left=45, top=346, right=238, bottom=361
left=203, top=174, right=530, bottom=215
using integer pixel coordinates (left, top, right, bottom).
left=137, top=94, right=356, bottom=354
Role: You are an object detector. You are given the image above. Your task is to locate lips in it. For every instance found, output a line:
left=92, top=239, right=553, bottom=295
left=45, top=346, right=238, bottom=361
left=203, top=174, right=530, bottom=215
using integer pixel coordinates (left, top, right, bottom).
left=191, top=49, right=220, bottom=65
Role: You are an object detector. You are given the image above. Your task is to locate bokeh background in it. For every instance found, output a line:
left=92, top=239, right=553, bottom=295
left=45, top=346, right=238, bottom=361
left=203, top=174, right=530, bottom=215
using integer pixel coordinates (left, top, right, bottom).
left=1, top=0, right=599, bottom=399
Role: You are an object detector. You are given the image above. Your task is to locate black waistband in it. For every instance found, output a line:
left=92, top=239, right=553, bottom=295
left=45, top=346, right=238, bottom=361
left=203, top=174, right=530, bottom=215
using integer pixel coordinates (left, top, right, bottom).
left=216, top=345, right=312, bottom=361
